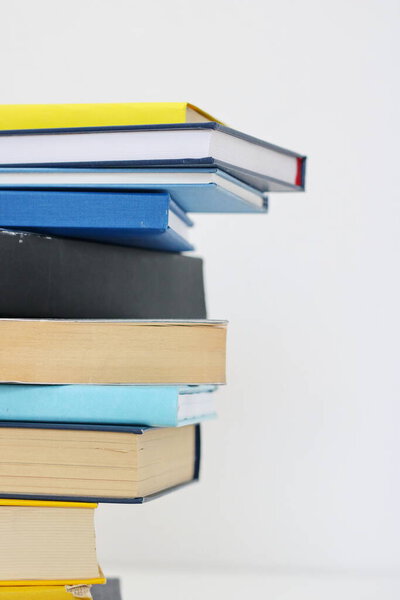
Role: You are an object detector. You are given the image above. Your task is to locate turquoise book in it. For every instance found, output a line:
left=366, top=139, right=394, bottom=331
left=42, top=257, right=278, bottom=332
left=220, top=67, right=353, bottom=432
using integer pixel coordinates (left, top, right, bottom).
left=0, top=384, right=217, bottom=427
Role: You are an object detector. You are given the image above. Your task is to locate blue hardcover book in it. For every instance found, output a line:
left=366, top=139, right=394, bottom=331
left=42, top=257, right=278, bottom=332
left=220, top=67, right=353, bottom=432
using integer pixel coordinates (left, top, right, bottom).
left=0, top=422, right=201, bottom=504
left=0, top=384, right=216, bottom=427
left=0, top=189, right=193, bottom=251
left=0, top=168, right=268, bottom=213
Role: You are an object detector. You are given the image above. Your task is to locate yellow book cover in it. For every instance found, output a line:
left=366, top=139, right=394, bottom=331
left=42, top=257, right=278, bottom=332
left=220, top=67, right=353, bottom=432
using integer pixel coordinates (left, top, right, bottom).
left=0, top=585, right=92, bottom=599
left=0, top=499, right=97, bottom=509
left=0, top=102, right=222, bottom=130
left=0, top=576, right=105, bottom=588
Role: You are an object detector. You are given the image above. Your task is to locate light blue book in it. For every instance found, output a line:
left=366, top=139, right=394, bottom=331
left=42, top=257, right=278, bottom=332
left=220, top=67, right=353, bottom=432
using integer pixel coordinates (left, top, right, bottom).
left=0, top=384, right=217, bottom=427
left=0, top=168, right=268, bottom=213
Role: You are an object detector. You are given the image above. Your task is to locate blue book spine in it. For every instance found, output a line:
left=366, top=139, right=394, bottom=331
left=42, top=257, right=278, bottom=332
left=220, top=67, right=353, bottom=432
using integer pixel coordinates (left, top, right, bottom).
left=0, top=189, right=193, bottom=251
left=0, top=385, right=214, bottom=427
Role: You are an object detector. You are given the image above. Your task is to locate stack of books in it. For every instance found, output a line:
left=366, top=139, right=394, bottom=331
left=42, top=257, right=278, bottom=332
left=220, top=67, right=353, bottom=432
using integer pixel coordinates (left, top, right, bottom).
left=0, top=102, right=306, bottom=599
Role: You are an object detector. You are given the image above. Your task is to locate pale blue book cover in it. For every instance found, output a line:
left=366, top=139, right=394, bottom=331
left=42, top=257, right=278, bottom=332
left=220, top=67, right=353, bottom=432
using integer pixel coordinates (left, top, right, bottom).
left=0, top=384, right=216, bottom=427
left=0, top=168, right=267, bottom=212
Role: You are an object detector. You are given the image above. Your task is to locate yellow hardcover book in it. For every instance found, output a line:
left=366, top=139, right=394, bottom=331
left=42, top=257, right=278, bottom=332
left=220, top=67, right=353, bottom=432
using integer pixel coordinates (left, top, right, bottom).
left=0, top=585, right=92, bottom=599
left=0, top=500, right=105, bottom=586
left=0, top=499, right=97, bottom=509
left=0, top=577, right=106, bottom=587
left=0, top=102, right=222, bottom=130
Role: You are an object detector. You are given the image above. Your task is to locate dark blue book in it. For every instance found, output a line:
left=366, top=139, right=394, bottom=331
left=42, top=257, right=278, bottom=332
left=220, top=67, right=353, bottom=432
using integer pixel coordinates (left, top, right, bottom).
left=0, top=189, right=193, bottom=251
left=0, top=422, right=200, bottom=504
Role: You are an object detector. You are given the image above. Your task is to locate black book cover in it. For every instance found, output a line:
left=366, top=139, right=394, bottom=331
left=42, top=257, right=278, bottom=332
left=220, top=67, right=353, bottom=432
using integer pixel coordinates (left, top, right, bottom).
left=0, top=229, right=206, bottom=319
left=92, top=578, right=122, bottom=600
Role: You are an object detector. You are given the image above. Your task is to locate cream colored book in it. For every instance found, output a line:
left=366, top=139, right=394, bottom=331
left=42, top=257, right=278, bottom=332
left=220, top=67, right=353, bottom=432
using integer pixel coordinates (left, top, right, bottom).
left=0, top=424, right=198, bottom=501
left=0, top=319, right=227, bottom=384
left=0, top=500, right=104, bottom=586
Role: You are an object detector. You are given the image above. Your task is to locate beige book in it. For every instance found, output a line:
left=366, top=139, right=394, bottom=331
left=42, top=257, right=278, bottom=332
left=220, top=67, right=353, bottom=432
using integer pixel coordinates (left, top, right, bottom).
left=0, top=500, right=103, bottom=585
left=0, top=425, right=197, bottom=500
left=0, top=319, right=227, bottom=384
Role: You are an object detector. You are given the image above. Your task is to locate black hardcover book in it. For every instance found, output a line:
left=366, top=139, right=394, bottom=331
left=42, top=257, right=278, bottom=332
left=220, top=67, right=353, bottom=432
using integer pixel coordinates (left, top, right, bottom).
left=92, top=579, right=122, bottom=600
left=0, top=229, right=206, bottom=319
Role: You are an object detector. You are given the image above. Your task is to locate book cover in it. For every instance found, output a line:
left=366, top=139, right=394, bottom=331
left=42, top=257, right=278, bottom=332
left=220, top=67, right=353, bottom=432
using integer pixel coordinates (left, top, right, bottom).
left=0, top=102, right=221, bottom=130
left=0, top=168, right=268, bottom=213
left=0, top=190, right=193, bottom=251
left=0, top=581, right=117, bottom=599
left=0, top=500, right=105, bottom=586
left=0, top=423, right=201, bottom=504
left=0, top=229, right=206, bottom=319
left=0, top=123, right=306, bottom=192
left=0, top=586, right=91, bottom=599
left=0, top=384, right=217, bottom=427
left=92, top=579, right=121, bottom=600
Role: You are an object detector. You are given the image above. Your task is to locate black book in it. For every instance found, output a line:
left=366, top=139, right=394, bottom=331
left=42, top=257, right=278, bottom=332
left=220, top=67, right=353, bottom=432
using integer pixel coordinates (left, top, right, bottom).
left=92, top=579, right=122, bottom=599
left=0, top=229, right=206, bottom=319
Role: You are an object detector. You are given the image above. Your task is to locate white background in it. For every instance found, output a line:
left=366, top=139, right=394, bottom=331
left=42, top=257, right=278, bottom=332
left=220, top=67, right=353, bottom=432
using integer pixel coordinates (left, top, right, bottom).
left=1, top=0, right=400, bottom=597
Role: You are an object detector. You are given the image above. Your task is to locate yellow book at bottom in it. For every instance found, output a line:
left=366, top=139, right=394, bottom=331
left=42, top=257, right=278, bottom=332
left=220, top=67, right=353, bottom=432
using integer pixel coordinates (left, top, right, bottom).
left=0, top=586, right=91, bottom=599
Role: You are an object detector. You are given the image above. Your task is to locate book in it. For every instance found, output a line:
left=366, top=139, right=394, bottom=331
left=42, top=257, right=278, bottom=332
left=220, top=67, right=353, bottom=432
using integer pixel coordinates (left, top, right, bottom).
left=0, top=230, right=206, bottom=319
left=0, top=123, right=306, bottom=192
left=0, top=586, right=92, bottom=599
left=0, top=500, right=104, bottom=585
left=0, top=579, right=119, bottom=599
left=0, top=319, right=227, bottom=384
left=0, top=423, right=200, bottom=503
left=0, top=168, right=267, bottom=212
left=0, top=102, right=220, bottom=130
left=0, top=190, right=193, bottom=251
left=92, top=579, right=121, bottom=600
left=0, top=384, right=216, bottom=427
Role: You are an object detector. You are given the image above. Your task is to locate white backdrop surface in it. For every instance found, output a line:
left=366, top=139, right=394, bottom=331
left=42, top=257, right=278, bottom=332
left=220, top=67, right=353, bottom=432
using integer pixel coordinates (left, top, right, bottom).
left=1, top=0, right=399, bottom=592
